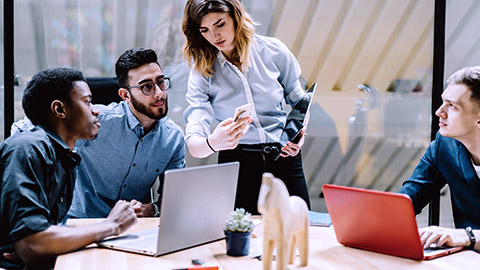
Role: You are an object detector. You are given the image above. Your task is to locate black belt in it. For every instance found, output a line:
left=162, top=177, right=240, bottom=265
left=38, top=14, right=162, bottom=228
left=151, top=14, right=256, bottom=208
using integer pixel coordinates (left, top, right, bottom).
left=235, top=143, right=282, bottom=154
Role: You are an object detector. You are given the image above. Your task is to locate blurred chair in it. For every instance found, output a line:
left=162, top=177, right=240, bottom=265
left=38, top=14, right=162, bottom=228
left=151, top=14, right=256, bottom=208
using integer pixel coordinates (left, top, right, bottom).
left=329, top=84, right=380, bottom=188
left=306, top=84, right=380, bottom=197
left=85, top=77, right=122, bottom=105
left=10, top=77, right=122, bottom=135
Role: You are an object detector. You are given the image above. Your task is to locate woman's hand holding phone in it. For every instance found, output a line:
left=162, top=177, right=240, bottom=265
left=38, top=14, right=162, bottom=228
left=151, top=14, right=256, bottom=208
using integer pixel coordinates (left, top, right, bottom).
left=233, top=103, right=252, bottom=122
left=208, top=104, right=253, bottom=151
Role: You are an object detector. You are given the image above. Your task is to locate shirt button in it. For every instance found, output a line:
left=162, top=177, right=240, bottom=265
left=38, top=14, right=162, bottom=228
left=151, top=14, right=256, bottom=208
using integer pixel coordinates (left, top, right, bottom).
left=60, top=197, right=64, bottom=202
left=140, top=139, right=143, bottom=143
left=133, top=163, right=136, bottom=167
left=123, top=184, right=127, bottom=188
left=156, top=169, right=159, bottom=173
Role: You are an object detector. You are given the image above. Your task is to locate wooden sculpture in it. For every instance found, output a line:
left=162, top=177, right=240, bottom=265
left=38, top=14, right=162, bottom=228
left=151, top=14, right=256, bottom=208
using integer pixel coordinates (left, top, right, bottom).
left=257, top=172, right=309, bottom=270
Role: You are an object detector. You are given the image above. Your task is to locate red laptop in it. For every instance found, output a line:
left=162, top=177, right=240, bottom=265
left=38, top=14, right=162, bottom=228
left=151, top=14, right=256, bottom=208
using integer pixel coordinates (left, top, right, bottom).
left=322, top=184, right=464, bottom=260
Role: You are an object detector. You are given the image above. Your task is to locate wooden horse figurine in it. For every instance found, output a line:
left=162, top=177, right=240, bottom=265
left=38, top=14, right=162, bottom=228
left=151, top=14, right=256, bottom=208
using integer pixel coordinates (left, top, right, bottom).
left=257, top=172, right=309, bottom=270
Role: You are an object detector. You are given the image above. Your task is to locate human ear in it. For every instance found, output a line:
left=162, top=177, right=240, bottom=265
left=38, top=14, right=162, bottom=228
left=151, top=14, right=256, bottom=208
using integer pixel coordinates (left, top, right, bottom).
left=51, top=100, right=67, bottom=119
left=118, top=88, right=130, bottom=102
left=475, top=114, right=480, bottom=129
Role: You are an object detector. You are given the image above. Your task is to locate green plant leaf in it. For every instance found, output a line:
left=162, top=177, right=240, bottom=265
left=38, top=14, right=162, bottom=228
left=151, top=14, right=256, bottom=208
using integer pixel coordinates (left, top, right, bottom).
left=224, top=208, right=255, bottom=232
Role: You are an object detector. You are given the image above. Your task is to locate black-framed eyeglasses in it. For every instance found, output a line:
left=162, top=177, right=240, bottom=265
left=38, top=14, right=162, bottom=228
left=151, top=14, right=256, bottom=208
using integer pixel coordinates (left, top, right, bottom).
left=127, top=77, right=170, bottom=96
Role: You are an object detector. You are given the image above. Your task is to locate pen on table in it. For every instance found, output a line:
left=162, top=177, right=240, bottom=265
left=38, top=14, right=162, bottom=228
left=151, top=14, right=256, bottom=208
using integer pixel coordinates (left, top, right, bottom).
left=172, top=266, right=219, bottom=270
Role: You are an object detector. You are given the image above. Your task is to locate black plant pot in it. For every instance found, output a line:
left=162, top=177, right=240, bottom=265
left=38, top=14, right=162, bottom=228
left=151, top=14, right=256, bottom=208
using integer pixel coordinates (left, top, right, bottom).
left=224, top=230, right=251, bottom=256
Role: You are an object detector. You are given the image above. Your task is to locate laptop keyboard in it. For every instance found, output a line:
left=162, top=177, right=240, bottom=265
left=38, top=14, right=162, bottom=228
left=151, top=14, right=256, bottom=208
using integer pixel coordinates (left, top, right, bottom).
left=423, top=244, right=457, bottom=255
left=121, top=235, right=158, bottom=250
left=100, top=228, right=158, bottom=252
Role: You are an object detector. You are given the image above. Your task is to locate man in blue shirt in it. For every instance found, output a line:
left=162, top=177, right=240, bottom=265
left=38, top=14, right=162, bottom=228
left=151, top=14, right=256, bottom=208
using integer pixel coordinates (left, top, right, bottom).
left=12, top=48, right=186, bottom=218
left=0, top=68, right=137, bottom=269
left=67, top=48, right=186, bottom=218
left=399, top=66, right=480, bottom=252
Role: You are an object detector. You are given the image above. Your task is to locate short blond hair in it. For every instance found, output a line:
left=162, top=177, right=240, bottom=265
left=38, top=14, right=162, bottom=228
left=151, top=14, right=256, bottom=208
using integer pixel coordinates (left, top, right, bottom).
left=447, top=66, right=480, bottom=107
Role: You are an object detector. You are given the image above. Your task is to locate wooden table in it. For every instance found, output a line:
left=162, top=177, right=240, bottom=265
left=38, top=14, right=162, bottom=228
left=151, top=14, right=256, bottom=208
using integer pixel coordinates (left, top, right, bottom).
left=55, top=218, right=480, bottom=270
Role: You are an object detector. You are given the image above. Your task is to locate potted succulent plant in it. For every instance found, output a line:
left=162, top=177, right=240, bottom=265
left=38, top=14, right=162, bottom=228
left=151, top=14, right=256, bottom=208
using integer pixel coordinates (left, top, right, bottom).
left=224, top=208, right=255, bottom=256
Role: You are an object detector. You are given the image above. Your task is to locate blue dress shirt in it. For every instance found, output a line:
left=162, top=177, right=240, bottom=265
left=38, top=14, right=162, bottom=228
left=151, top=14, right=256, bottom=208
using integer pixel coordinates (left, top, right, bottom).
left=68, top=101, right=185, bottom=218
left=184, top=35, right=306, bottom=144
left=398, top=132, right=480, bottom=229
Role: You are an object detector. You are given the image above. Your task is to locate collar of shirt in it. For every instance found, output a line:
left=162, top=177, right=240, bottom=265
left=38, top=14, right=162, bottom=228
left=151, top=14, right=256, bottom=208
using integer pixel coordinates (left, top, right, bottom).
left=35, top=125, right=82, bottom=166
left=470, top=157, right=480, bottom=179
left=124, top=102, right=142, bottom=130
left=123, top=101, right=160, bottom=138
left=216, top=50, right=251, bottom=74
left=217, top=51, right=227, bottom=68
left=36, top=124, right=69, bottom=150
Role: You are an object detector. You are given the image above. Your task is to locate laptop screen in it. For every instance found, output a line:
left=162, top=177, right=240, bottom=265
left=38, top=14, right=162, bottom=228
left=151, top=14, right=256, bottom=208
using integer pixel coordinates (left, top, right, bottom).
left=97, top=162, right=240, bottom=256
left=323, top=184, right=426, bottom=260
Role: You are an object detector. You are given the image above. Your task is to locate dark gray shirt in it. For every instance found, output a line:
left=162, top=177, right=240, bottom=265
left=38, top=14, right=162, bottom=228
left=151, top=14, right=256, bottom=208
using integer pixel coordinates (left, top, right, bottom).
left=0, top=125, right=80, bottom=269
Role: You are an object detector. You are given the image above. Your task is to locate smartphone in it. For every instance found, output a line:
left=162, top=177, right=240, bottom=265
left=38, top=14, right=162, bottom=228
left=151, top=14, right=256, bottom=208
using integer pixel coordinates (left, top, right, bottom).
left=290, top=129, right=303, bottom=144
left=233, top=103, right=252, bottom=122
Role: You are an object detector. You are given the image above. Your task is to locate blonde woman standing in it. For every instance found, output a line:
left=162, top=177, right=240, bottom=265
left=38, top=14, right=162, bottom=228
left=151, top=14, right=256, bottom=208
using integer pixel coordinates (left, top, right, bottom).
left=182, top=0, right=310, bottom=214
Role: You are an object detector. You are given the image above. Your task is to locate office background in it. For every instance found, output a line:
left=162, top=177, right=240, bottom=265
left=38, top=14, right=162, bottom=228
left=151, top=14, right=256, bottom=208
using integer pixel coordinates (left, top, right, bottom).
left=2, top=0, right=480, bottom=227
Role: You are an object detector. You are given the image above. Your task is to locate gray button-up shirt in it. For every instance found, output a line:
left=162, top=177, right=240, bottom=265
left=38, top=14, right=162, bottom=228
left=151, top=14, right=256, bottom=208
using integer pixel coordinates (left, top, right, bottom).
left=184, top=34, right=306, bottom=144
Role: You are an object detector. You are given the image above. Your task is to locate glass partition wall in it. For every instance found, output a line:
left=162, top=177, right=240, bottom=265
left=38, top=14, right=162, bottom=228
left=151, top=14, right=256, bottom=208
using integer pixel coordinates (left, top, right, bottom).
left=5, top=0, right=441, bottom=215
left=434, top=0, right=480, bottom=227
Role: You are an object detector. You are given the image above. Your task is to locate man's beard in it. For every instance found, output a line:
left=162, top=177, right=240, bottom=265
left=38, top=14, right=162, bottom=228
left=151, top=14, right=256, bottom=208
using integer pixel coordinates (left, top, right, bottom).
left=131, top=95, right=168, bottom=120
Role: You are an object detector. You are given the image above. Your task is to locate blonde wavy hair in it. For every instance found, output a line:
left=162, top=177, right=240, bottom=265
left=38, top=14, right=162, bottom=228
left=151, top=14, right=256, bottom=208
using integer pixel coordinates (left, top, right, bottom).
left=182, top=0, right=256, bottom=77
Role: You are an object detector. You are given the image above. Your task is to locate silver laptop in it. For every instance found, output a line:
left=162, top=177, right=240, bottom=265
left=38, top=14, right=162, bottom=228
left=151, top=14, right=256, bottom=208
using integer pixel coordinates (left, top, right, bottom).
left=97, top=162, right=240, bottom=256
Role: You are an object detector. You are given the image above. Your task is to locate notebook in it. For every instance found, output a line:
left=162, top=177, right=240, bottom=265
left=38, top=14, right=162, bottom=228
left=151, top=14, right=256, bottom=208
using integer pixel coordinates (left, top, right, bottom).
left=322, top=184, right=464, bottom=260
left=97, top=162, right=240, bottom=256
left=308, top=211, right=332, bottom=227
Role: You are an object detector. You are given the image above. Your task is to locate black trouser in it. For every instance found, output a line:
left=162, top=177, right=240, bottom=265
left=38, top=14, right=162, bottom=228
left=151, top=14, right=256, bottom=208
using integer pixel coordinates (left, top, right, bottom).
left=218, top=144, right=311, bottom=215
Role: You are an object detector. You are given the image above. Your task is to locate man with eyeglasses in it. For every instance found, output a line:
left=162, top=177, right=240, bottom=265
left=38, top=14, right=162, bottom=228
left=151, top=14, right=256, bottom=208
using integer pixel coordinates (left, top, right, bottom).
left=11, top=48, right=185, bottom=219
left=64, top=47, right=186, bottom=218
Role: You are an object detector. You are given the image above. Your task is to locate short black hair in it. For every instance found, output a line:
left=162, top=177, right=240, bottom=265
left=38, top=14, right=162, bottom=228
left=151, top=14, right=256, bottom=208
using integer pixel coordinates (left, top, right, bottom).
left=115, top=48, right=161, bottom=89
left=22, top=67, right=86, bottom=126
